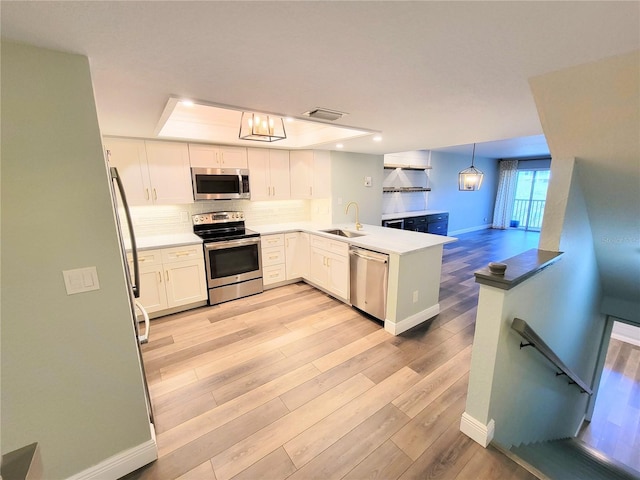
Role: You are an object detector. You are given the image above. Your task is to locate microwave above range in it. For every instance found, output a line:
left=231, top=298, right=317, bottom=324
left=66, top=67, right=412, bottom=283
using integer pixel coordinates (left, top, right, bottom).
left=191, top=167, right=250, bottom=200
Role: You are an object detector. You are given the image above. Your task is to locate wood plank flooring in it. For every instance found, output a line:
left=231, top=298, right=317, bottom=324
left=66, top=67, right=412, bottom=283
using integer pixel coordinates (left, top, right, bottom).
left=124, top=228, right=543, bottom=480
left=579, top=337, right=640, bottom=471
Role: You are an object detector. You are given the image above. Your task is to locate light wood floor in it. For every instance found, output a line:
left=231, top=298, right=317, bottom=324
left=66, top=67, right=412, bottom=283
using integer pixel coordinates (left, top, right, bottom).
left=125, top=229, right=543, bottom=480
left=579, top=337, right=640, bottom=471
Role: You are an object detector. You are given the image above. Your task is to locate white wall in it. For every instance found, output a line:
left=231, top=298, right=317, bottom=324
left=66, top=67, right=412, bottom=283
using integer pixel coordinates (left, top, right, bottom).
left=1, top=42, right=153, bottom=478
left=463, top=158, right=605, bottom=448
left=428, top=151, right=498, bottom=234
left=330, top=151, right=384, bottom=225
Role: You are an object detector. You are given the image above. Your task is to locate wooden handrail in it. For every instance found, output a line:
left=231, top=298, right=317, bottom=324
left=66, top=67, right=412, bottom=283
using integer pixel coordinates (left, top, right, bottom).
left=511, top=318, right=593, bottom=395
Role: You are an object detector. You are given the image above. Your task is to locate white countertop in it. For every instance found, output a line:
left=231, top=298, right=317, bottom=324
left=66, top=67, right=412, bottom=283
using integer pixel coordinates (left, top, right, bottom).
left=127, top=233, right=202, bottom=251
left=249, top=222, right=457, bottom=255
left=381, top=210, right=448, bottom=221
left=128, top=222, right=456, bottom=256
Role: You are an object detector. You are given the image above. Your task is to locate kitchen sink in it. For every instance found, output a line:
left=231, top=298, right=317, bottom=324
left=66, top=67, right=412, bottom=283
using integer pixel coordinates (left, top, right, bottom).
left=321, top=229, right=366, bottom=238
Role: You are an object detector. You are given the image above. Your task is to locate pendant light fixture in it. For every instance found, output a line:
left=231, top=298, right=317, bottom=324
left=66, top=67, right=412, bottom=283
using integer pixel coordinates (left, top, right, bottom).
left=458, top=143, right=484, bottom=191
left=239, top=112, right=287, bottom=142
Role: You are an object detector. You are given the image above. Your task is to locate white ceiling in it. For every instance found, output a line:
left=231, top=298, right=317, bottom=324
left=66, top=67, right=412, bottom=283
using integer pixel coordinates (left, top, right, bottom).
left=1, top=1, right=637, bottom=158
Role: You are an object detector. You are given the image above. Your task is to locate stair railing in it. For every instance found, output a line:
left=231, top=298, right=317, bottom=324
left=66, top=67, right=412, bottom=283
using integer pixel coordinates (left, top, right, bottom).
left=511, top=317, right=593, bottom=395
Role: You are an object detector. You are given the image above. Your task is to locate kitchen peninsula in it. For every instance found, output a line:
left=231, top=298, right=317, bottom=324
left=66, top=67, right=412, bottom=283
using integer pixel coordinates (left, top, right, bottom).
left=251, top=222, right=456, bottom=335
left=129, top=221, right=456, bottom=335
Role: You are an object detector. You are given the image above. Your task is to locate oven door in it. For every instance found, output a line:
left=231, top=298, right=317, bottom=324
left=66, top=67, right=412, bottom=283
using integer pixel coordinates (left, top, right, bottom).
left=382, top=218, right=404, bottom=229
left=204, top=237, right=262, bottom=288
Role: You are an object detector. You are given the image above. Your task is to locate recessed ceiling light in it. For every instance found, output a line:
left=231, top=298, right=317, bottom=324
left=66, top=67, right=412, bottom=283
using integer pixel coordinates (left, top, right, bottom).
left=373, top=135, right=382, bottom=142
left=336, top=143, right=344, bottom=149
left=180, top=99, right=194, bottom=107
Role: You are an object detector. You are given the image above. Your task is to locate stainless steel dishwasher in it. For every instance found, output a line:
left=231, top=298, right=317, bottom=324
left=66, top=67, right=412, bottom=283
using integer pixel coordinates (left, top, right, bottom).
left=349, top=247, right=389, bottom=320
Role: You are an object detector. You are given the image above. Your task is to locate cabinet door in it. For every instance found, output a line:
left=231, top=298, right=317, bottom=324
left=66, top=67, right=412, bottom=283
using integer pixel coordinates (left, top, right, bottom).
left=268, top=149, right=291, bottom=200
left=188, top=144, right=220, bottom=167
left=311, top=150, right=331, bottom=198
left=309, top=246, right=328, bottom=289
left=285, top=232, right=310, bottom=280
left=145, top=141, right=193, bottom=204
left=164, top=259, right=207, bottom=307
left=218, top=146, right=248, bottom=168
left=289, top=150, right=330, bottom=199
left=104, top=137, right=152, bottom=206
left=326, top=251, right=349, bottom=300
left=247, top=148, right=271, bottom=200
left=138, top=263, right=168, bottom=314
left=289, top=150, right=313, bottom=198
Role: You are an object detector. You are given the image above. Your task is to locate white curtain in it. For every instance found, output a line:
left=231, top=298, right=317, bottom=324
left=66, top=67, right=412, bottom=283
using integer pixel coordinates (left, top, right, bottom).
left=492, top=160, right=519, bottom=229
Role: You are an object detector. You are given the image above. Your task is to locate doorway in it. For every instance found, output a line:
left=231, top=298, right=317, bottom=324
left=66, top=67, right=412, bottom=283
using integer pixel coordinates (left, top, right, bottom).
left=511, top=169, right=550, bottom=231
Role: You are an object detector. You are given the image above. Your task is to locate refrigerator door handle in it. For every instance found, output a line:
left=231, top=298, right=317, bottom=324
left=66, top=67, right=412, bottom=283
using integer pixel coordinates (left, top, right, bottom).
left=110, top=167, right=140, bottom=298
left=135, top=300, right=150, bottom=344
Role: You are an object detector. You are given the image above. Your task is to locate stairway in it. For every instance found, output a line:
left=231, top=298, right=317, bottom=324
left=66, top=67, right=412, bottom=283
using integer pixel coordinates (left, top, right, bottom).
left=510, top=438, right=640, bottom=480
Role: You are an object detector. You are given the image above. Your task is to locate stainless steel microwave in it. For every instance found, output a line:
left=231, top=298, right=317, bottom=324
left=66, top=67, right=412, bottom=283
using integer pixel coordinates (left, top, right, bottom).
left=191, top=167, right=250, bottom=200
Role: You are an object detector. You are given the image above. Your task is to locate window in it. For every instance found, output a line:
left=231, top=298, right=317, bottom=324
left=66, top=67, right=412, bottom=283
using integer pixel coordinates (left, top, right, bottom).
left=511, top=169, right=550, bottom=231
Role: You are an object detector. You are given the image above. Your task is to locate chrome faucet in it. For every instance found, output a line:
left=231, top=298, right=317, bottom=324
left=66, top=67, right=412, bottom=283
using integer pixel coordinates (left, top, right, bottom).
left=345, top=201, right=363, bottom=231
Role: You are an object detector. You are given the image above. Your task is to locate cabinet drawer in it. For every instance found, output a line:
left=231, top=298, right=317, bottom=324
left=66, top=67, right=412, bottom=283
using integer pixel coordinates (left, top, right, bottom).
left=263, top=264, right=286, bottom=285
left=427, top=221, right=448, bottom=235
left=427, top=213, right=449, bottom=223
left=161, top=244, right=204, bottom=263
left=128, top=249, right=163, bottom=266
left=262, top=246, right=285, bottom=266
left=311, top=234, right=349, bottom=256
left=262, top=234, right=285, bottom=248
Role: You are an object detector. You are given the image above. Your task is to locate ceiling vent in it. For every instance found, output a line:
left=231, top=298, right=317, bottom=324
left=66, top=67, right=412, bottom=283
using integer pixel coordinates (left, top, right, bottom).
left=303, top=108, right=346, bottom=122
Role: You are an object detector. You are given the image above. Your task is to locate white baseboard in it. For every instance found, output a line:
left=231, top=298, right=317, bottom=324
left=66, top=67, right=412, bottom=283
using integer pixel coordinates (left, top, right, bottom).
left=384, top=304, right=440, bottom=335
left=67, top=430, right=157, bottom=480
left=448, top=224, right=492, bottom=236
left=611, top=322, right=640, bottom=347
left=460, top=412, right=495, bottom=447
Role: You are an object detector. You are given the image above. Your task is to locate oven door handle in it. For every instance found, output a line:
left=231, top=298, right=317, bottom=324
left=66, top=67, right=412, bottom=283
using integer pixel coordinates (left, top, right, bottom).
left=204, top=237, right=261, bottom=251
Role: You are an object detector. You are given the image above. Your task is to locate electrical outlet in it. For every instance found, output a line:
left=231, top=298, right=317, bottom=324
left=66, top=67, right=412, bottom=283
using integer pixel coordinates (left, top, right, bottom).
left=364, top=176, right=372, bottom=187
left=413, top=290, right=419, bottom=303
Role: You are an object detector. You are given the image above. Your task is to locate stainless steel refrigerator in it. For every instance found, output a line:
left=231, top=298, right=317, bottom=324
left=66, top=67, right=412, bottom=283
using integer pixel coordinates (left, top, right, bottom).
left=110, top=165, right=154, bottom=423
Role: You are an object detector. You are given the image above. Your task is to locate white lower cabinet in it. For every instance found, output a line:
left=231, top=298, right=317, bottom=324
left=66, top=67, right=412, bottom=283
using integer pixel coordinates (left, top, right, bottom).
left=128, top=245, right=207, bottom=316
left=308, top=234, right=350, bottom=300
left=261, top=234, right=287, bottom=286
left=285, top=232, right=310, bottom=280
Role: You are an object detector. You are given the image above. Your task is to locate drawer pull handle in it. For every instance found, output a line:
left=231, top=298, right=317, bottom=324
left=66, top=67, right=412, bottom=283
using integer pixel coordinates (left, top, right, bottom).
left=175, top=251, right=190, bottom=257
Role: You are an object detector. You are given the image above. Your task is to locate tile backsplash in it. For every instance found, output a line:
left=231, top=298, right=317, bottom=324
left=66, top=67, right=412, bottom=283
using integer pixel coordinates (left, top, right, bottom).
left=128, top=199, right=311, bottom=237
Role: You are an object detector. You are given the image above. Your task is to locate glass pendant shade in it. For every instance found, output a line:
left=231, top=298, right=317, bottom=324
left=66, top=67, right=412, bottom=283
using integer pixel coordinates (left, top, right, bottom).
left=239, top=112, right=287, bottom=142
left=458, top=166, right=484, bottom=190
left=458, top=143, right=484, bottom=191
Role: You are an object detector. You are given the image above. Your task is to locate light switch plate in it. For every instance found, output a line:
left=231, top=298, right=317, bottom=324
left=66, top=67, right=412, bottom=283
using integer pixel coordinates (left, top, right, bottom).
left=364, top=176, right=372, bottom=187
left=63, top=266, right=100, bottom=295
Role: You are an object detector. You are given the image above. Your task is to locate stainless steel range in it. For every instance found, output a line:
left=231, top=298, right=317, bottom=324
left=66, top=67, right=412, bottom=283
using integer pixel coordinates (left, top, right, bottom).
left=193, top=211, right=263, bottom=305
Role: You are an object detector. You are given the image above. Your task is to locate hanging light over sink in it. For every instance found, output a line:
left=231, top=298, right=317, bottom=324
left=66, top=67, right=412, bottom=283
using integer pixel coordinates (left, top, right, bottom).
left=239, top=112, right=287, bottom=142
left=458, top=143, right=484, bottom=191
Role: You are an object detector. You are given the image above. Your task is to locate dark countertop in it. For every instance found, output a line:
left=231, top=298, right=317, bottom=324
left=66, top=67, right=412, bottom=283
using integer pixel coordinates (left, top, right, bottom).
left=474, top=249, right=564, bottom=290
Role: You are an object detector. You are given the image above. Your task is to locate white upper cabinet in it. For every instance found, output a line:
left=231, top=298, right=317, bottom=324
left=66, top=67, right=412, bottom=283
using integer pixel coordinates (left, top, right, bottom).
left=105, top=137, right=193, bottom=205
left=188, top=144, right=247, bottom=169
left=104, top=137, right=152, bottom=205
left=247, top=148, right=291, bottom=200
left=144, top=141, right=193, bottom=204
left=289, top=150, right=331, bottom=199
